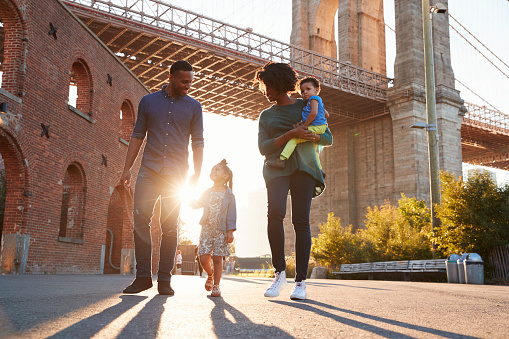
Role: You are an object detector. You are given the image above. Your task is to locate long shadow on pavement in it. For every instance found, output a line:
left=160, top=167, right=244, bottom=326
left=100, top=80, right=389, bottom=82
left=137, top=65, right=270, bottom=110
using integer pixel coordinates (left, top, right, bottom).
left=305, top=281, right=390, bottom=290
left=221, top=276, right=265, bottom=285
left=271, top=300, right=480, bottom=339
left=209, top=296, right=293, bottom=338
left=117, top=294, right=169, bottom=338
left=47, top=295, right=147, bottom=339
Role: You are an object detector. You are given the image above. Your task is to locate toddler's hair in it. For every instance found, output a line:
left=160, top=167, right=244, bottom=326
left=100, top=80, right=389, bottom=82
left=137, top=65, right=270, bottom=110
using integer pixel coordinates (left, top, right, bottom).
left=219, top=159, right=233, bottom=190
left=298, top=77, right=321, bottom=94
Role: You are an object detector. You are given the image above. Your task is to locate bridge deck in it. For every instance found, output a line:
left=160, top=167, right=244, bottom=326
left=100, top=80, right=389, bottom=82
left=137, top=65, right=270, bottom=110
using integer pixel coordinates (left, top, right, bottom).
left=63, top=0, right=390, bottom=125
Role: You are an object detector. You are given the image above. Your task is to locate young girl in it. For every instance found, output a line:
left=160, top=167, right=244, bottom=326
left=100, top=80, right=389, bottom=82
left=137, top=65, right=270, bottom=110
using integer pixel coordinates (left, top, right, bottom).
left=190, top=159, right=236, bottom=297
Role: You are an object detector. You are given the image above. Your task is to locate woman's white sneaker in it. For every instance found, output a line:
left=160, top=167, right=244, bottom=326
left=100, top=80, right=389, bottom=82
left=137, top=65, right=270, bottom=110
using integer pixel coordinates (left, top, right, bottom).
left=290, top=281, right=306, bottom=300
left=264, top=271, right=287, bottom=297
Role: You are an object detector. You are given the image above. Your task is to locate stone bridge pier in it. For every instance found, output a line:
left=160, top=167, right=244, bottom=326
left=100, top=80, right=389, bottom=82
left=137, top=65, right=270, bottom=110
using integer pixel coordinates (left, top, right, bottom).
left=287, top=0, right=464, bottom=252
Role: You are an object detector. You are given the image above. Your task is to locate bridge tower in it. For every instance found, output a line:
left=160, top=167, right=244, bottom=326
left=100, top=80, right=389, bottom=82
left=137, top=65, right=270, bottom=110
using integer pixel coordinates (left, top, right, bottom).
left=290, top=0, right=464, bottom=238
left=388, top=0, right=464, bottom=204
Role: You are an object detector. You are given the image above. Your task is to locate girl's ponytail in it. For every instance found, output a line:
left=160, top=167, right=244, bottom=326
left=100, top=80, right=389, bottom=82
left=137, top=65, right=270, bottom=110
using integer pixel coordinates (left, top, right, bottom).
left=219, top=159, right=233, bottom=190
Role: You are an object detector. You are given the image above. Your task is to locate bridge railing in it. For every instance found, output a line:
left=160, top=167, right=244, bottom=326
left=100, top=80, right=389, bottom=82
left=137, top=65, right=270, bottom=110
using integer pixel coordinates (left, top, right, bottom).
left=464, top=102, right=509, bottom=134
left=64, top=0, right=391, bottom=101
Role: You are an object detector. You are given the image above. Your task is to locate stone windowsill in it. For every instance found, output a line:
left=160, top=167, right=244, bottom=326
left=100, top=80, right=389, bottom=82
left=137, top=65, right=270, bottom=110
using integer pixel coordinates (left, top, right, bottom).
left=58, top=236, right=84, bottom=245
left=119, top=137, right=129, bottom=146
left=68, top=105, right=94, bottom=123
left=0, top=87, right=23, bottom=104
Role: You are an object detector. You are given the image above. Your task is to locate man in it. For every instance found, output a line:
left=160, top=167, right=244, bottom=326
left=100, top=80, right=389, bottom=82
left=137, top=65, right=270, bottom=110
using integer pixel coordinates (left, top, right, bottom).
left=121, top=60, right=204, bottom=295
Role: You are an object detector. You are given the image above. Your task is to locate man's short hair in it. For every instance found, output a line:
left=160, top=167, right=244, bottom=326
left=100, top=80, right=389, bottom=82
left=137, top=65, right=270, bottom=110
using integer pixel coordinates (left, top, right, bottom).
left=170, top=60, right=193, bottom=74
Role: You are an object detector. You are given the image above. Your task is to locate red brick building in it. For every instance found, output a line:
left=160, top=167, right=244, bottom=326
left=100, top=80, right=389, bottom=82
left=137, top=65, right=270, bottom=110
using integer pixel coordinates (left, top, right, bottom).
left=0, top=0, right=151, bottom=274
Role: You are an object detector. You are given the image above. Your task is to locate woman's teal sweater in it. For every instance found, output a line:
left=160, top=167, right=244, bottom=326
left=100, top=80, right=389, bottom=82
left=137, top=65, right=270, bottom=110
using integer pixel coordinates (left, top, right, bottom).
left=258, top=99, right=333, bottom=197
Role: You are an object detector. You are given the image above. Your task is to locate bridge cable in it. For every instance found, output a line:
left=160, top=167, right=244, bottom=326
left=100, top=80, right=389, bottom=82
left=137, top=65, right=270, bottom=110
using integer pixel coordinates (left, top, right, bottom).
left=449, top=23, right=509, bottom=79
left=449, top=14, right=509, bottom=72
left=455, top=78, right=501, bottom=112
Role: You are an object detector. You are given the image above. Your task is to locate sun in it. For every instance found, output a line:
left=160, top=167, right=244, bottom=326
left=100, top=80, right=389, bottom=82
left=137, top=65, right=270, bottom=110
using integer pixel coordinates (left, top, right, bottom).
left=177, top=182, right=196, bottom=205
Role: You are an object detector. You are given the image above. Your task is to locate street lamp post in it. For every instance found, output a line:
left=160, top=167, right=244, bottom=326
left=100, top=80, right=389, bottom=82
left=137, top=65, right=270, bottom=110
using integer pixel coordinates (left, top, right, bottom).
left=421, top=0, right=447, bottom=253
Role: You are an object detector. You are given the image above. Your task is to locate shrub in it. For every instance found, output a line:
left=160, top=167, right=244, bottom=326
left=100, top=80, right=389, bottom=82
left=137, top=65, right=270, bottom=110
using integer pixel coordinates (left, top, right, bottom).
left=434, top=170, right=509, bottom=262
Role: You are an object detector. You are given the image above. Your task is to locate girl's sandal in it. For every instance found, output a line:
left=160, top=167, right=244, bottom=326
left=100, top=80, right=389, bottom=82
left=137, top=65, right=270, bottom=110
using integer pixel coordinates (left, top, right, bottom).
left=205, top=274, right=213, bottom=291
left=210, top=284, right=221, bottom=297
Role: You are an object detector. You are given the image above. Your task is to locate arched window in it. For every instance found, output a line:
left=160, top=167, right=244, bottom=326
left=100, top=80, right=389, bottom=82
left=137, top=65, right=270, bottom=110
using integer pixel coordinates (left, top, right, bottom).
left=0, top=2, right=24, bottom=96
left=68, top=59, right=93, bottom=114
left=59, top=163, right=86, bottom=242
left=120, top=100, right=134, bottom=142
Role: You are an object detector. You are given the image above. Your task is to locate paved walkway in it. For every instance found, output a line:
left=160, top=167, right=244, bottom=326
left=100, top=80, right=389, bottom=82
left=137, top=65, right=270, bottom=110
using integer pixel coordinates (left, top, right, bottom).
left=0, top=274, right=508, bottom=338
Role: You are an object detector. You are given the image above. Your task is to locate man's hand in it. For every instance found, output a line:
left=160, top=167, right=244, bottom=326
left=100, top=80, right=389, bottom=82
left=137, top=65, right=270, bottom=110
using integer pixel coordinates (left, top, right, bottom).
left=120, top=169, right=131, bottom=188
left=226, top=230, right=234, bottom=244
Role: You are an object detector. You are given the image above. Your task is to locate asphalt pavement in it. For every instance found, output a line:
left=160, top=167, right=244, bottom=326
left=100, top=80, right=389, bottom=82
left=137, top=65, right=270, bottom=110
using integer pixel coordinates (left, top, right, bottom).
left=0, top=274, right=508, bottom=338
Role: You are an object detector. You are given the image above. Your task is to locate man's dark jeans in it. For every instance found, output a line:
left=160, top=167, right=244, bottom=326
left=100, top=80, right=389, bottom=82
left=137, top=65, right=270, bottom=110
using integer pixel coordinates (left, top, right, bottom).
left=267, top=171, right=315, bottom=282
left=133, top=166, right=182, bottom=282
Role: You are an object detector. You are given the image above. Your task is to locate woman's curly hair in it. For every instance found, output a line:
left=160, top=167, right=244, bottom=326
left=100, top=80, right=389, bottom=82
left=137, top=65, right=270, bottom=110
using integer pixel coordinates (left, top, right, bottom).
left=254, top=61, right=298, bottom=94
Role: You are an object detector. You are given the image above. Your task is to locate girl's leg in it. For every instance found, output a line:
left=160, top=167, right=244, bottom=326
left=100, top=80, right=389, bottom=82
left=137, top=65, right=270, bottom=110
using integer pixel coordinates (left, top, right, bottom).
left=212, top=255, right=223, bottom=285
left=266, top=176, right=291, bottom=273
left=289, top=171, right=315, bottom=282
left=200, top=254, right=212, bottom=276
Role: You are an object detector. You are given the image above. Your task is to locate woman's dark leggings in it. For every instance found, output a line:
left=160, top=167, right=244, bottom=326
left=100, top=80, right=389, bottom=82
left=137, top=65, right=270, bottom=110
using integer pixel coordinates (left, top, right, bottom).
left=267, top=171, right=315, bottom=282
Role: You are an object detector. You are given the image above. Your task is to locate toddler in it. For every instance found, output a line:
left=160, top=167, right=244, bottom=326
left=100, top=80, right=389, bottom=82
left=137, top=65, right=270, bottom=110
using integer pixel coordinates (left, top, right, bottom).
left=267, top=77, right=329, bottom=169
left=190, top=159, right=236, bottom=297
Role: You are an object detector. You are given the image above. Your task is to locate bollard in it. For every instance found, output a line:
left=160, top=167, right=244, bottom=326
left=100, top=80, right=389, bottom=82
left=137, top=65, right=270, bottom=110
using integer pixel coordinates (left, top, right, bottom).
left=445, top=254, right=460, bottom=283
left=464, top=253, right=484, bottom=285
left=457, top=253, right=469, bottom=284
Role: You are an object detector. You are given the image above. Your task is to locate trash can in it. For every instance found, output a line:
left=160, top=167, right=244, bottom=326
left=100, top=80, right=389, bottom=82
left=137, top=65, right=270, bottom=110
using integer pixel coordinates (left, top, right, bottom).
left=445, top=254, right=460, bottom=283
left=457, top=253, right=469, bottom=284
left=464, top=253, right=484, bottom=285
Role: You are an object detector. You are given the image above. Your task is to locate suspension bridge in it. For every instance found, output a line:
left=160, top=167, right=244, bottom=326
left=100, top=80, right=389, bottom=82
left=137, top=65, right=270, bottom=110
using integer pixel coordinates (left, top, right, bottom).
left=63, top=0, right=509, bottom=169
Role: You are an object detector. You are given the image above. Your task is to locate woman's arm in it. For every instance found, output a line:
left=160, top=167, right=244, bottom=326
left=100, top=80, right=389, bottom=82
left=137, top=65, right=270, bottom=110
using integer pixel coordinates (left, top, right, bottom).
left=314, top=127, right=333, bottom=146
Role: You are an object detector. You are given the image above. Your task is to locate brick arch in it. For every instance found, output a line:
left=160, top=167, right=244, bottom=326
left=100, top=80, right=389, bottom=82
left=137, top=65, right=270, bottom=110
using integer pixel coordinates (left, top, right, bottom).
left=0, top=129, right=26, bottom=241
left=120, top=99, right=134, bottom=142
left=58, top=162, right=87, bottom=240
left=69, top=58, right=94, bottom=114
left=0, top=0, right=27, bottom=96
left=104, top=186, right=124, bottom=273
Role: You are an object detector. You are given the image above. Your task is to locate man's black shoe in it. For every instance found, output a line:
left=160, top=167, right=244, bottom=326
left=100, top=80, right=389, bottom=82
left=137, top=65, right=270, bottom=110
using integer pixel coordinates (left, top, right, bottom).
left=123, top=277, right=153, bottom=294
left=158, top=281, right=175, bottom=295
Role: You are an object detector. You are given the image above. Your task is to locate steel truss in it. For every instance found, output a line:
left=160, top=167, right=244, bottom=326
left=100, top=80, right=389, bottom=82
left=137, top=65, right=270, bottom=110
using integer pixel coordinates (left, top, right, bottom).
left=63, top=0, right=390, bottom=123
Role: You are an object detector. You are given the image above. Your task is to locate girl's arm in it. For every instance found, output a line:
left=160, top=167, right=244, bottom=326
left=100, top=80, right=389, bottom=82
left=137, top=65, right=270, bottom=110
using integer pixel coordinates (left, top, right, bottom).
left=324, top=108, right=330, bottom=119
left=226, top=195, right=237, bottom=231
left=189, top=190, right=207, bottom=209
left=304, top=99, right=319, bottom=126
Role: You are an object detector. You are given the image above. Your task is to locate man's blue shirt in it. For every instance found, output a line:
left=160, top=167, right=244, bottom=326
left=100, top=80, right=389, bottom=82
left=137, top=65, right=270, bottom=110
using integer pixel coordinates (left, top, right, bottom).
left=131, top=85, right=204, bottom=177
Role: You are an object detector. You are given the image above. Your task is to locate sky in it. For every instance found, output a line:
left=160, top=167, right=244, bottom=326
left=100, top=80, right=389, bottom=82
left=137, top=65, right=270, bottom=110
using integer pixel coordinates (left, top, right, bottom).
left=3, top=0, right=507, bottom=257
left=167, top=0, right=509, bottom=257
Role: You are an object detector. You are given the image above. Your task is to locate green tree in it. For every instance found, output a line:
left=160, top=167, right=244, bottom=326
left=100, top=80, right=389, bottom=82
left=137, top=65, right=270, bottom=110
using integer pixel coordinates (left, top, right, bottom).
left=434, top=170, right=509, bottom=261
left=311, top=213, right=368, bottom=267
left=362, top=195, right=433, bottom=261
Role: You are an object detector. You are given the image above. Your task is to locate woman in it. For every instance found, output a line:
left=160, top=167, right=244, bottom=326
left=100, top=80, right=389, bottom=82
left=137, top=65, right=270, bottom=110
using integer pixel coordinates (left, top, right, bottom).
left=255, top=62, right=333, bottom=300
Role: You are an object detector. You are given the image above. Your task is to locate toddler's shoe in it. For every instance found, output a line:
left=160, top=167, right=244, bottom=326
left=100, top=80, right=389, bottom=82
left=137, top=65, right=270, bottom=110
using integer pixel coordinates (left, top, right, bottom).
left=266, top=158, right=286, bottom=169
left=211, top=284, right=221, bottom=297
